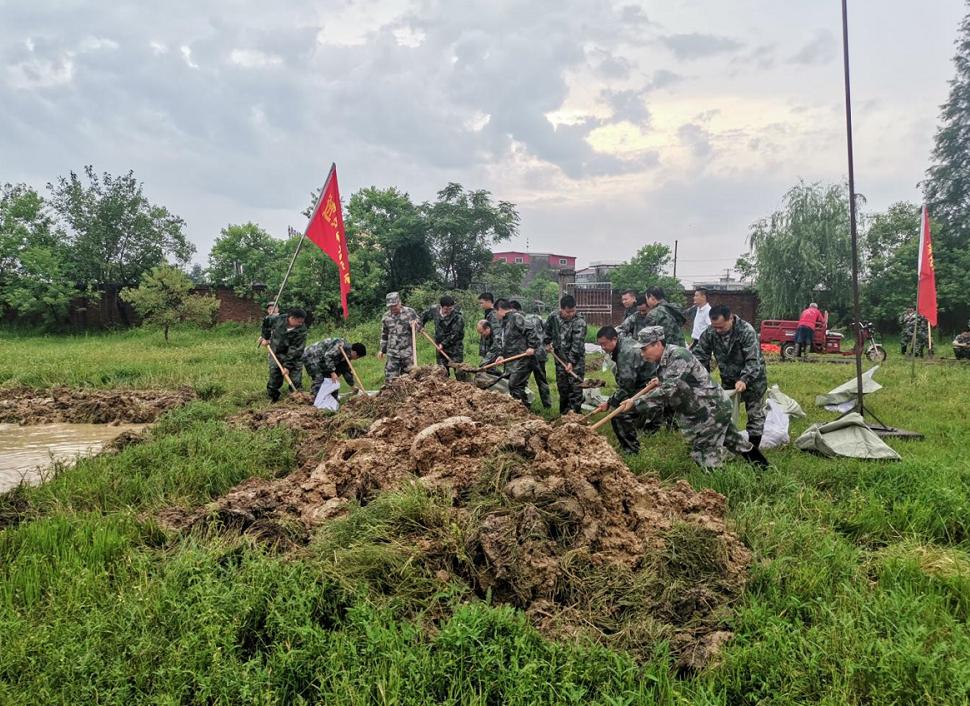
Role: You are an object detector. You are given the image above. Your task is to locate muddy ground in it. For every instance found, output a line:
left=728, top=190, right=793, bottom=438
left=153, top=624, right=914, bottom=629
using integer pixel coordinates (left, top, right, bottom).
left=160, top=368, right=750, bottom=669
left=0, top=386, right=195, bottom=425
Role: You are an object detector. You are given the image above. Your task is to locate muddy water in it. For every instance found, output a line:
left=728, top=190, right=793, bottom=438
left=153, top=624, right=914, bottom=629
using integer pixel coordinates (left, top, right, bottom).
left=0, top=423, right=144, bottom=494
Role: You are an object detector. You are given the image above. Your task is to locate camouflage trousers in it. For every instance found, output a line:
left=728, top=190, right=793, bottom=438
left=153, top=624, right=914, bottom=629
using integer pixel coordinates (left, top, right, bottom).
left=267, top=364, right=302, bottom=401
left=529, top=356, right=552, bottom=408
left=435, top=351, right=469, bottom=381
left=554, top=360, right=585, bottom=414
left=506, top=359, right=532, bottom=407
left=611, top=408, right=654, bottom=454
left=722, top=377, right=767, bottom=439
left=678, top=394, right=751, bottom=469
left=384, top=354, right=414, bottom=384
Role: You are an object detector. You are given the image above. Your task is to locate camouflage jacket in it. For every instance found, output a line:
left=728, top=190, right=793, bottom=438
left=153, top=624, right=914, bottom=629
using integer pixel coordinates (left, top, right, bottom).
left=901, top=311, right=928, bottom=341
left=266, top=315, right=307, bottom=369
left=635, top=344, right=727, bottom=418
left=303, top=338, right=354, bottom=386
left=645, top=301, right=687, bottom=347
left=692, top=315, right=766, bottom=387
left=380, top=306, right=419, bottom=357
left=544, top=311, right=587, bottom=367
left=479, top=307, right=500, bottom=358
left=485, top=311, right=541, bottom=364
left=608, top=336, right=652, bottom=407
left=420, top=306, right=465, bottom=360
left=524, top=313, right=548, bottom=362
left=617, top=310, right=651, bottom=338
left=622, top=304, right=637, bottom=321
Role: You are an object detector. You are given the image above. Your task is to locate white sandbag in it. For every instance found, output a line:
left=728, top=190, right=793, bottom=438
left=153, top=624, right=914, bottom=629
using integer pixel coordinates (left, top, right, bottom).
left=759, top=399, right=790, bottom=449
left=313, top=379, right=341, bottom=411
left=768, top=384, right=805, bottom=418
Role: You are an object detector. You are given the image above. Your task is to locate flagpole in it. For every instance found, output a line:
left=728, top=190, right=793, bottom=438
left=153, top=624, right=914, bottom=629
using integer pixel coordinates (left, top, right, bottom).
left=910, top=205, right=924, bottom=380
left=841, top=0, right=865, bottom=415
left=271, top=164, right=337, bottom=313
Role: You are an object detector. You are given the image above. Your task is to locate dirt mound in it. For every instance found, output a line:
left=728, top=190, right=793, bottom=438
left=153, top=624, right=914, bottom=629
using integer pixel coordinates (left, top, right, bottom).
left=161, top=368, right=749, bottom=668
left=0, top=386, right=195, bottom=425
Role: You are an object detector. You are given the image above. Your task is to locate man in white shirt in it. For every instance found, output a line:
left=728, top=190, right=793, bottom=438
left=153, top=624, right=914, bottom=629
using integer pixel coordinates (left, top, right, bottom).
left=689, top=287, right=711, bottom=345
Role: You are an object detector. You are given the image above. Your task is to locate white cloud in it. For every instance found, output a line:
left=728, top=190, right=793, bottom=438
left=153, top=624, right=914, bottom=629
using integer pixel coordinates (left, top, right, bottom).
left=179, top=45, right=198, bottom=69
left=78, top=36, right=119, bottom=52
left=6, top=57, right=74, bottom=89
left=229, top=48, right=283, bottom=68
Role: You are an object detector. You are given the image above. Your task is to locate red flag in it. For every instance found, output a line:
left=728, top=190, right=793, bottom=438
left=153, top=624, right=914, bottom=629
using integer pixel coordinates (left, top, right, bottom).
left=305, top=164, right=352, bottom=319
left=916, top=205, right=937, bottom=327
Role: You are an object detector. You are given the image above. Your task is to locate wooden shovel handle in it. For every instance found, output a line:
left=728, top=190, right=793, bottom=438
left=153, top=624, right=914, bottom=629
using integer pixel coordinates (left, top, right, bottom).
left=338, top=345, right=367, bottom=394
left=419, top=327, right=452, bottom=362
left=589, top=379, right=660, bottom=431
left=551, top=350, right=582, bottom=380
left=479, top=350, right=532, bottom=371
left=267, top=347, right=297, bottom=393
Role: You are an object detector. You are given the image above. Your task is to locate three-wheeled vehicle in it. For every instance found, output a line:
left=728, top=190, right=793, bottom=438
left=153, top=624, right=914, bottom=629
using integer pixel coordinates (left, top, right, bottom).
left=759, top=313, right=886, bottom=362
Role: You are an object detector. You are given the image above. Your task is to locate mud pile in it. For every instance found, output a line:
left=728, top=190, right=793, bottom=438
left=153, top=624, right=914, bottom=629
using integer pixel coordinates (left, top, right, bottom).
left=0, top=386, right=195, bottom=425
left=162, top=368, right=749, bottom=668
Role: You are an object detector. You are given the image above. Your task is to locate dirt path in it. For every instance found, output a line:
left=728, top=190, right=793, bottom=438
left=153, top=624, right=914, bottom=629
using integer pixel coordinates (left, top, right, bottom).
left=160, top=368, right=750, bottom=669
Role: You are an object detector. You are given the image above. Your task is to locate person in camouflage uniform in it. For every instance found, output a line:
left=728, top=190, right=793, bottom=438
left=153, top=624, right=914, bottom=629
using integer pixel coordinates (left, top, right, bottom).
left=379, top=292, right=420, bottom=384
left=617, top=294, right=651, bottom=338
left=258, top=302, right=281, bottom=374
left=483, top=298, right=540, bottom=407
left=953, top=319, right=970, bottom=360
left=261, top=308, right=307, bottom=402
left=420, top=295, right=467, bottom=380
left=302, top=338, right=367, bottom=399
left=513, top=301, right=552, bottom=408
left=594, top=325, right=653, bottom=454
left=544, top=294, right=588, bottom=414
left=899, top=307, right=929, bottom=357
left=478, top=292, right=500, bottom=360
left=619, top=289, right=639, bottom=322
left=622, top=327, right=768, bottom=469
left=645, top=286, right=687, bottom=347
left=692, top=305, right=768, bottom=448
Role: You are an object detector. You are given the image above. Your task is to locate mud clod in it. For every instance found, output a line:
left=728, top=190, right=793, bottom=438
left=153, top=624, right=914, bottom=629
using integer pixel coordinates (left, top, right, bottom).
left=161, top=367, right=750, bottom=668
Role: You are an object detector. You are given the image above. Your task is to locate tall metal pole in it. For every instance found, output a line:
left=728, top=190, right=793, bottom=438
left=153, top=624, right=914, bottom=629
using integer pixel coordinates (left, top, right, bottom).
left=841, top=0, right=865, bottom=414
left=673, top=239, right=678, bottom=279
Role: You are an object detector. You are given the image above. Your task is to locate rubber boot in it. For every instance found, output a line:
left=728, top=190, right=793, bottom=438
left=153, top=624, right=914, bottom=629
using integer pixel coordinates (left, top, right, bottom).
left=793, top=343, right=801, bottom=359
left=748, top=434, right=762, bottom=449
left=741, top=447, right=769, bottom=468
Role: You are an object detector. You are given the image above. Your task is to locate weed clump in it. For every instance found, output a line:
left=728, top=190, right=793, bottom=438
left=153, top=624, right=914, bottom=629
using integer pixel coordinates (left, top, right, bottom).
left=161, top=368, right=750, bottom=668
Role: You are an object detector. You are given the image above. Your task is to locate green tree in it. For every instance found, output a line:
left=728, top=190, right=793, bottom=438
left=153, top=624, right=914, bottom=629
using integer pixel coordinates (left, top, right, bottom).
left=862, top=202, right=970, bottom=331
left=744, top=182, right=854, bottom=319
left=424, top=183, right=519, bottom=289
left=523, top=269, right=560, bottom=309
left=481, top=259, right=526, bottom=296
left=924, top=5, right=970, bottom=243
left=0, top=184, right=76, bottom=326
left=609, top=243, right=682, bottom=301
left=48, top=166, right=194, bottom=287
left=121, top=265, right=219, bottom=341
left=207, top=222, right=284, bottom=293
left=344, top=187, right=436, bottom=295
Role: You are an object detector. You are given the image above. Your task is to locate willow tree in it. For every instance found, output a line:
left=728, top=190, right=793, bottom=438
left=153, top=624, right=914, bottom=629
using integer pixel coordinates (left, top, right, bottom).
left=744, top=182, right=855, bottom=320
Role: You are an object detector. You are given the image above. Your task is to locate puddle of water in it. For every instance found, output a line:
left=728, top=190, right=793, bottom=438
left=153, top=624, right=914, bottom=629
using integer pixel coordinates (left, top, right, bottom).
left=0, top=423, right=145, bottom=494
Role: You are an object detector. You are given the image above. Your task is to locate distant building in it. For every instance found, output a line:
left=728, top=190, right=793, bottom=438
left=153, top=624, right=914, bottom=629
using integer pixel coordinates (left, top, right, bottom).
left=576, top=260, right=620, bottom=283
left=492, top=251, right=577, bottom=286
left=492, top=251, right=577, bottom=270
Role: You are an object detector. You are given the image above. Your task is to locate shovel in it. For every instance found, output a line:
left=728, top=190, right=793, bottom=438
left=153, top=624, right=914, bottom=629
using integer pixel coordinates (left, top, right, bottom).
left=466, top=350, right=534, bottom=374
left=418, top=327, right=454, bottom=363
left=588, top=379, right=660, bottom=430
left=266, top=347, right=298, bottom=393
left=550, top=350, right=606, bottom=389
left=338, top=345, right=368, bottom=395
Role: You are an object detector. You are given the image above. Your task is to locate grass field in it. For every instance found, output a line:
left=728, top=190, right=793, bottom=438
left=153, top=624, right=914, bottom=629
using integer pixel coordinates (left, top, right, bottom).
left=1, top=323, right=969, bottom=704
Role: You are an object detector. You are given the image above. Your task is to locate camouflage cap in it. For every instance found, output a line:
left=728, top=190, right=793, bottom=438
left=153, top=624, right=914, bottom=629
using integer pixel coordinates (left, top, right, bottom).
left=385, top=292, right=401, bottom=306
left=636, top=326, right=665, bottom=347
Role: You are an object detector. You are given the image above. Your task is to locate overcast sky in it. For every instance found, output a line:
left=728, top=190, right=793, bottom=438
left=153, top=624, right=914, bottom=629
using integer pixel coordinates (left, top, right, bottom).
left=2, top=0, right=965, bottom=283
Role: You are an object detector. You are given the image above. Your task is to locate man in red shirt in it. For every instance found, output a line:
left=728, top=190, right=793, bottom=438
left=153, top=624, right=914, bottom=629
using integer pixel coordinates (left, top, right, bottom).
left=795, top=302, right=823, bottom=358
